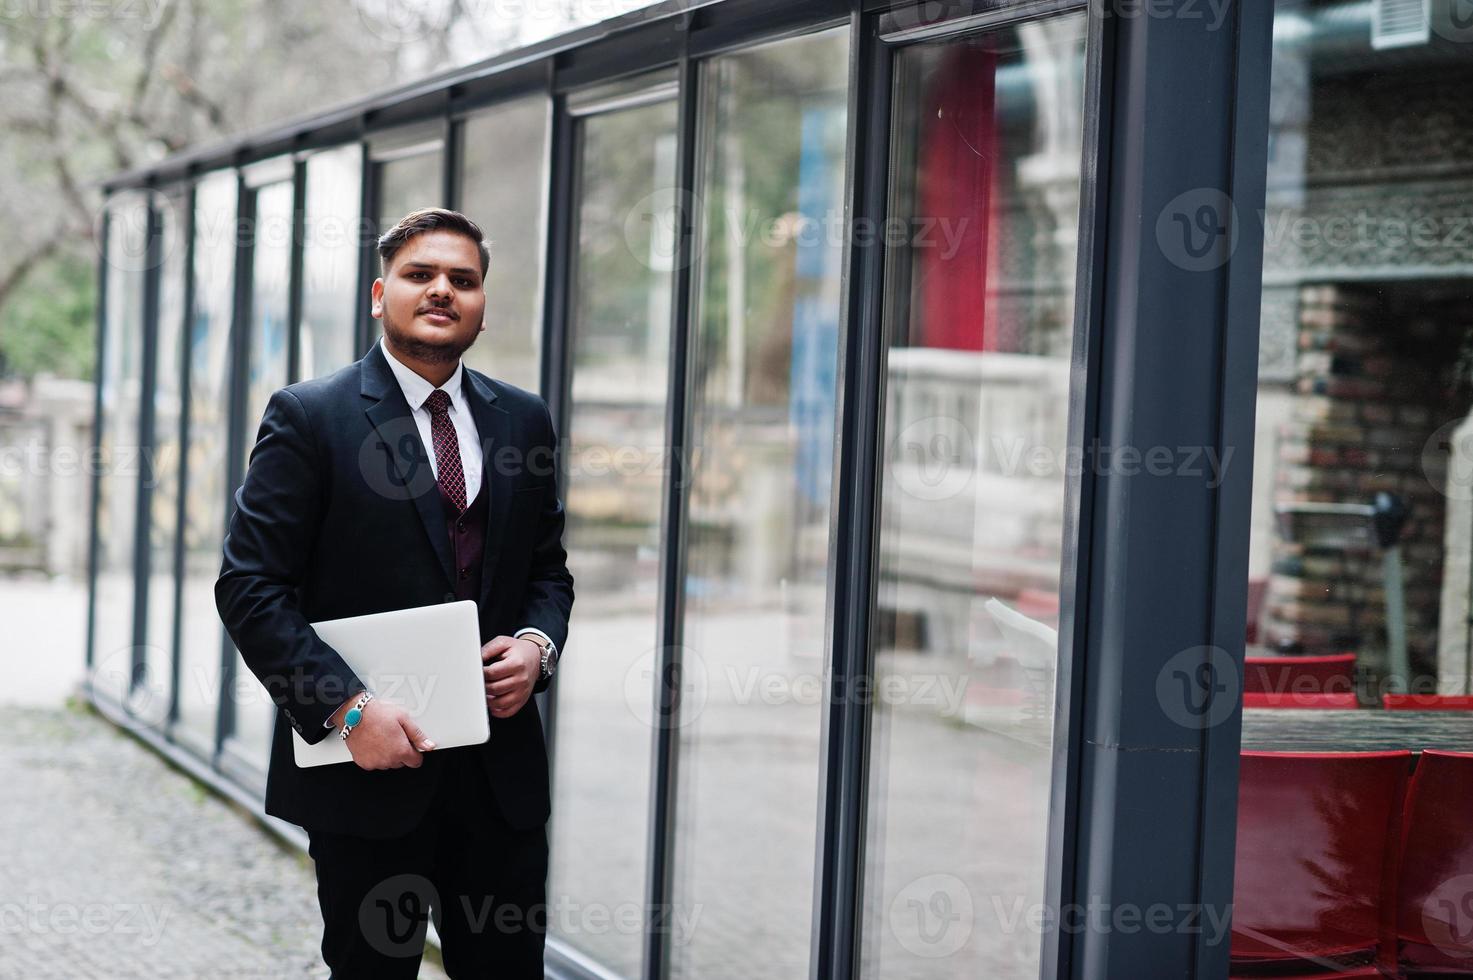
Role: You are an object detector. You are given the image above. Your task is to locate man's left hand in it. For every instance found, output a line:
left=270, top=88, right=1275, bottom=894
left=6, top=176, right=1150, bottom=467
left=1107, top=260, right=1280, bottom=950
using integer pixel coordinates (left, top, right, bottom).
left=482, top=635, right=539, bottom=718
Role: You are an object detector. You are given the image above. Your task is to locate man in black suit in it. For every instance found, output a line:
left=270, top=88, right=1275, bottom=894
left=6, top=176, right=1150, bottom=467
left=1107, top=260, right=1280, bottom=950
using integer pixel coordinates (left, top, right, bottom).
left=216, top=208, right=573, bottom=978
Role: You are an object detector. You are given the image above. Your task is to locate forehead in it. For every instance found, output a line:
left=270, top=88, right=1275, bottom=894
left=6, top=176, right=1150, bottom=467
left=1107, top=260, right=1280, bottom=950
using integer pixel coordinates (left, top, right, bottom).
left=390, top=229, right=482, bottom=272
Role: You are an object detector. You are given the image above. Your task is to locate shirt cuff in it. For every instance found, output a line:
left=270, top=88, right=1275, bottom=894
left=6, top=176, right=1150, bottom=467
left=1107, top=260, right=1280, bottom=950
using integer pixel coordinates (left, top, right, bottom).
left=514, top=627, right=556, bottom=657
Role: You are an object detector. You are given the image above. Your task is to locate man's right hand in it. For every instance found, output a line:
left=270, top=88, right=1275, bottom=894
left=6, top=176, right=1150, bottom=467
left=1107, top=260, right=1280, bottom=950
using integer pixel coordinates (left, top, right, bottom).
left=337, top=699, right=436, bottom=770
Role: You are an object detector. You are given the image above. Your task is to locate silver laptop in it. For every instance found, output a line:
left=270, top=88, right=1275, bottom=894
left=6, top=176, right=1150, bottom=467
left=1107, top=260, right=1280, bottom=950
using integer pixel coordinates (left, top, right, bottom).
left=292, top=600, right=490, bottom=768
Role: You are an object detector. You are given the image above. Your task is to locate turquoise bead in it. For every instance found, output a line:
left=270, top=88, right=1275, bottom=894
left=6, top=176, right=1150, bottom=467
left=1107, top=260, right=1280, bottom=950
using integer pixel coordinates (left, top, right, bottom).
left=345, top=707, right=362, bottom=727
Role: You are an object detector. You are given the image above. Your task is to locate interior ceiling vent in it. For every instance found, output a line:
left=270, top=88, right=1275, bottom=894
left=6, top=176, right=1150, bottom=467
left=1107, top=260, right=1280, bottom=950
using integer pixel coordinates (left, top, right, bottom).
left=1373, top=0, right=1431, bottom=49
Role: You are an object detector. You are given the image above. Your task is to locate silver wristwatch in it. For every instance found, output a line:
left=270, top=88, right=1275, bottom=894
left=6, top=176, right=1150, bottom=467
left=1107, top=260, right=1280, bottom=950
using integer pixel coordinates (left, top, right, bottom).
left=533, top=636, right=559, bottom=679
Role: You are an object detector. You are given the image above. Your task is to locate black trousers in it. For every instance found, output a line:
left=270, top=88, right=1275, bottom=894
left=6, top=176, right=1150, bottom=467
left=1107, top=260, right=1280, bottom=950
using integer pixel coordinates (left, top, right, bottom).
left=306, top=746, right=549, bottom=979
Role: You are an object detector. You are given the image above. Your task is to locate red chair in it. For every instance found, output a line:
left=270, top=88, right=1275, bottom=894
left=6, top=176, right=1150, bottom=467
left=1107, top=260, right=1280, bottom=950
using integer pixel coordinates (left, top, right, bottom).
left=1382, top=693, right=1473, bottom=711
left=1233, top=751, right=1410, bottom=976
left=1245, top=653, right=1358, bottom=696
left=1243, top=691, right=1360, bottom=710
left=1397, top=750, right=1473, bottom=973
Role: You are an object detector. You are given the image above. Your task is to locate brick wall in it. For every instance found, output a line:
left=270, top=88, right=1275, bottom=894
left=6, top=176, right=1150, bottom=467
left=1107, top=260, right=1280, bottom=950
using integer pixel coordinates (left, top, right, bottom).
left=1262, top=284, right=1462, bottom=676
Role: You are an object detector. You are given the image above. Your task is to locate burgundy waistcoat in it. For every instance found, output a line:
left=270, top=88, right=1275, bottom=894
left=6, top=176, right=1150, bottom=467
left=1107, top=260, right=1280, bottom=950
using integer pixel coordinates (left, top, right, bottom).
left=440, top=471, right=488, bottom=603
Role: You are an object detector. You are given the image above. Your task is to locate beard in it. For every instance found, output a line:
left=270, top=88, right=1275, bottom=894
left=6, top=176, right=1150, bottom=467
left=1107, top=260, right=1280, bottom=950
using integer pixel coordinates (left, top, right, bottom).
left=381, top=308, right=479, bottom=365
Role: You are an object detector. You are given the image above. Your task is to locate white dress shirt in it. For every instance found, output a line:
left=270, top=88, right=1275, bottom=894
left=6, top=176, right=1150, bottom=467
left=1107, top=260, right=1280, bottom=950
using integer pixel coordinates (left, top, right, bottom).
left=375, top=337, right=555, bottom=666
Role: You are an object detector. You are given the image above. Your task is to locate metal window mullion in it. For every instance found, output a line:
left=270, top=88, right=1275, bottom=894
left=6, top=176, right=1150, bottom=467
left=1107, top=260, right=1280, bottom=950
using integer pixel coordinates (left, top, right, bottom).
left=85, top=208, right=113, bottom=676
left=168, top=184, right=199, bottom=733
left=644, top=49, right=700, bottom=980
left=215, top=175, right=255, bottom=759
left=354, top=141, right=376, bottom=357
left=1038, top=3, right=1112, bottom=978
left=130, top=198, right=164, bottom=712
left=287, top=161, right=307, bottom=383
left=1193, top=7, right=1277, bottom=978
left=810, top=7, right=890, bottom=979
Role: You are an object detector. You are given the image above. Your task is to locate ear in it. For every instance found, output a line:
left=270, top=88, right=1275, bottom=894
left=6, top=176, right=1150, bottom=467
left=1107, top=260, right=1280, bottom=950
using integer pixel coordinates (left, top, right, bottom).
left=370, top=278, right=385, bottom=318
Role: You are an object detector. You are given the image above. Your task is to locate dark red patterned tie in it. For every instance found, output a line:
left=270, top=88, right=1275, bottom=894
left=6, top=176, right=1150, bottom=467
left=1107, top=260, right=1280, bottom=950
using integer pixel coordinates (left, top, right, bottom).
left=424, top=389, right=466, bottom=513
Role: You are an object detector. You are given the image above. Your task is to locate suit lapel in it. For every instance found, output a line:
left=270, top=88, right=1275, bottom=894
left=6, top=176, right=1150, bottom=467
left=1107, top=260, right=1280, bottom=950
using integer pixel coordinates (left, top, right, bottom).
left=360, top=344, right=455, bottom=590
left=464, top=371, right=512, bottom=603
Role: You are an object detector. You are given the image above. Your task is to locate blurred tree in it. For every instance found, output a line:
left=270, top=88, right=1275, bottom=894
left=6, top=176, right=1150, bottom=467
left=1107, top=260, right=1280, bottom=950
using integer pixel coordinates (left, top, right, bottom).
left=0, top=0, right=549, bottom=380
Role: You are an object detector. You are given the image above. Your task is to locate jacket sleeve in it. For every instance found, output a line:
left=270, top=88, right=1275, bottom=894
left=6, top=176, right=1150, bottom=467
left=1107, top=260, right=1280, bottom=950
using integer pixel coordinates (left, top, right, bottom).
left=520, top=398, right=575, bottom=696
left=215, top=388, right=363, bottom=744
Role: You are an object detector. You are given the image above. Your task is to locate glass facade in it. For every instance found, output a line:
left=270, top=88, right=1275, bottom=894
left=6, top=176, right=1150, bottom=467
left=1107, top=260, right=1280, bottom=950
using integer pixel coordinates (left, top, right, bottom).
left=300, top=145, right=363, bottom=381
left=671, top=27, right=850, bottom=979
left=547, top=84, right=678, bottom=978
left=458, top=96, right=550, bottom=392
left=1229, top=1, right=1473, bottom=973
left=94, top=3, right=1430, bottom=978
left=861, top=16, right=1088, bottom=978
left=175, top=172, right=237, bottom=755
left=92, top=195, right=149, bottom=707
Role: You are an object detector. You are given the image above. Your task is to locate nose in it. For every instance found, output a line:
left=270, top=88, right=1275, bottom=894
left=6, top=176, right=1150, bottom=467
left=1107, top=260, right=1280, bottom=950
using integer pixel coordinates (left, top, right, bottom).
left=426, top=273, right=453, bottom=301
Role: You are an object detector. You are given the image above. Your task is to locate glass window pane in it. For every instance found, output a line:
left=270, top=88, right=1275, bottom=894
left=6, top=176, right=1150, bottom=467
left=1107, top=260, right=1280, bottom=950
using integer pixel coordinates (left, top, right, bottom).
left=378, top=150, right=444, bottom=231
left=668, top=28, right=851, bottom=979
left=301, top=145, right=363, bottom=380
left=547, top=90, right=678, bottom=978
left=232, top=177, right=295, bottom=770
left=139, top=194, right=188, bottom=726
left=176, top=172, right=237, bottom=756
left=458, top=96, right=550, bottom=393
left=1233, top=2, right=1473, bottom=969
left=862, top=14, right=1088, bottom=978
left=92, top=194, right=149, bottom=705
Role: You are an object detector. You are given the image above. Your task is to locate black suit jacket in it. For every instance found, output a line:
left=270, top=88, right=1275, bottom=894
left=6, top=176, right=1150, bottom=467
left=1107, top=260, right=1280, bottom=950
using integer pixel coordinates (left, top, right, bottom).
left=215, top=342, right=573, bottom=839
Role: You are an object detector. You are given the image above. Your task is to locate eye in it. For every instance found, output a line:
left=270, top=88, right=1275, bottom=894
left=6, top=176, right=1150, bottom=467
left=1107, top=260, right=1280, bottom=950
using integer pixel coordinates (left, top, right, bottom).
left=454, top=278, right=474, bottom=288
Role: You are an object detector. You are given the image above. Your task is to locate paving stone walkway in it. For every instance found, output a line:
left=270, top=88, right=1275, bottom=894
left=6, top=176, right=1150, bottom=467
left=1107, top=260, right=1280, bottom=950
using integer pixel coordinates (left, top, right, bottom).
left=0, top=703, right=449, bottom=979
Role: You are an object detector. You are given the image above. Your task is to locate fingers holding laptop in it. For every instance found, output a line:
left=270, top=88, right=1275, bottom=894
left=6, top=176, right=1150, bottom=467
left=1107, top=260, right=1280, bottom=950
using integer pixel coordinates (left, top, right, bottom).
left=342, top=700, right=437, bottom=770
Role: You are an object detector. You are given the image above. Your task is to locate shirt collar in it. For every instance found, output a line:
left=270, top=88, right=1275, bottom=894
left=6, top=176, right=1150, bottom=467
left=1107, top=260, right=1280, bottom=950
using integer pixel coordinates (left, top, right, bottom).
left=379, top=336, right=466, bottom=416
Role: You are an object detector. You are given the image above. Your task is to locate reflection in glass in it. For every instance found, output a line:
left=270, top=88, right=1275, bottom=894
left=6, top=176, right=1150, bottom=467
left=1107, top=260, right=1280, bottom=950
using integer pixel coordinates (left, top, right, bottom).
left=1231, top=6, right=1473, bottom=966
left=862, top=14, right=1087, bottom=979
left=176, top=172, right=236, bottom=755
left=300, top=145, right=363, bottom=380
left=547, top=92, right=678, bottom=978
left=93, top=195, right=148, bottom=705
left=233, top=178, right=295, bottom=771
left=458, top=96, right=550, bottom=392
left=669, top=28, right=849, bottom=979
left=140, top=197, right=187, bottom=725
left=377, top=150, right=444, bottom=233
